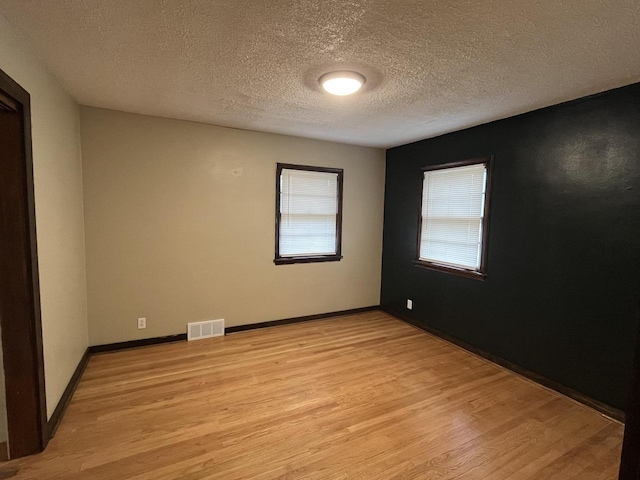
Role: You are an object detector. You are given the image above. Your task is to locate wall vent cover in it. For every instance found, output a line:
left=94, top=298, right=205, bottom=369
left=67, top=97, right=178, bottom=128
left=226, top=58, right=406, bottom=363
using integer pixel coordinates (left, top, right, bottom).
left=187, top=319, right=225, bottom=341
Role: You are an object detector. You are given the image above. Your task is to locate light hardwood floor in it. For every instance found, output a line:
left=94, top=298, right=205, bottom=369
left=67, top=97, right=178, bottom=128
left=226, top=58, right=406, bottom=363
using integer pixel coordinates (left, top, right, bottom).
left=0, top=311, right=623, bottom=479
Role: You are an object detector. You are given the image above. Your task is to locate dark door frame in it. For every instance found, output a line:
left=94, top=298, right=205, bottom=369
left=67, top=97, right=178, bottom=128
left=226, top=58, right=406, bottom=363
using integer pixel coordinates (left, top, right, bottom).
left=619, top=296, right=640, bottom=479
left=0, top=68, right=48, bottom=458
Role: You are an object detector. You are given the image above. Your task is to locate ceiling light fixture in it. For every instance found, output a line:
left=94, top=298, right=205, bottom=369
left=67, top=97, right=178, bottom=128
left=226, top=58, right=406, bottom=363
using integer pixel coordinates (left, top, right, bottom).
left=319, top=71, right=366, bottom=96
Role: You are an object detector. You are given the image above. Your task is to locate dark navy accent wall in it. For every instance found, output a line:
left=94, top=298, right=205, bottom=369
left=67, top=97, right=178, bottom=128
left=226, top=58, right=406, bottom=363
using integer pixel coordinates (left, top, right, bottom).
left=381, top=83, right=640, bottom=411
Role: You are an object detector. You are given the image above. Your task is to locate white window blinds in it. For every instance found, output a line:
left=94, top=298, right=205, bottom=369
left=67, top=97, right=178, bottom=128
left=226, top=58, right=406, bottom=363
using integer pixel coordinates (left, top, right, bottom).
left=279, top=168, right=339, bottom=256
left=419, top=163, right=488, bottom=270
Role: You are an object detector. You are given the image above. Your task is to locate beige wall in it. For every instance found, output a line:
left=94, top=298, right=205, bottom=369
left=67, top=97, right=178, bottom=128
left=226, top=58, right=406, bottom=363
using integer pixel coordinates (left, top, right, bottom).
left=81, top=107, right=385, bottom=346
left=0, top=13, right=88, bottom=418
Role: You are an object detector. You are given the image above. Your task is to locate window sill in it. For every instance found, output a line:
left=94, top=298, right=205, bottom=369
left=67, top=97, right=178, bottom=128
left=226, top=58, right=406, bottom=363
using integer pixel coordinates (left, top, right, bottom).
left=413, top=260, right=486, bottom=281
left=274, top=255, right=342, bottom=265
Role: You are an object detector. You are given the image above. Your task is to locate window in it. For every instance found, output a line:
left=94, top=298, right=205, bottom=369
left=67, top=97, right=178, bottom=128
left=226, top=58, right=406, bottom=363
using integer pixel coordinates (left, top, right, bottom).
left=414, top=157, right=492, bottom=280
left=274, top=163, right=343, bottom=265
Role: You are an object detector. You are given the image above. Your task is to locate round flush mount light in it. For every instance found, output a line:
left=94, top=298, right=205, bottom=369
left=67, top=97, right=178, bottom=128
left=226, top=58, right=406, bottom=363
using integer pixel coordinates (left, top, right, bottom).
left=319, top=71, right=366, bottom=96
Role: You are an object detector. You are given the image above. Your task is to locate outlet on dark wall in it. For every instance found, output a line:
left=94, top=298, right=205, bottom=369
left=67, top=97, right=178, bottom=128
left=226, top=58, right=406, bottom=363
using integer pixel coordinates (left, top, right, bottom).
left=381, top=83, right=640, bottom=411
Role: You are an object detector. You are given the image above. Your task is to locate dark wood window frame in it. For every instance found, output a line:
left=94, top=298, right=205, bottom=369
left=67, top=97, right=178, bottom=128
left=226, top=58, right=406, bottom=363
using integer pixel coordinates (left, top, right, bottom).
left=413, top=156, right=493, bottom=281
left=274, top=163, right=344, bottom=265
left=0, top=68, right=48, bottom=457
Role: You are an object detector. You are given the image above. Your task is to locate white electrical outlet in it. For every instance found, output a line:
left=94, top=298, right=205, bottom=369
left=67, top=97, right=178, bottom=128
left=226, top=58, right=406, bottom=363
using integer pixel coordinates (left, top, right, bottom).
left=137, top=317, right=146, bottom=329
left=406, top=299, right=413, bottom=310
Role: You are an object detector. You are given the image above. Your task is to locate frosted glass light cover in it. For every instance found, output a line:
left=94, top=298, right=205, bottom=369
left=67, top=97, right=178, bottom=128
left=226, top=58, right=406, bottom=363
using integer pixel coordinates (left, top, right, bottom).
left=320, top=71, right=365, bottom=96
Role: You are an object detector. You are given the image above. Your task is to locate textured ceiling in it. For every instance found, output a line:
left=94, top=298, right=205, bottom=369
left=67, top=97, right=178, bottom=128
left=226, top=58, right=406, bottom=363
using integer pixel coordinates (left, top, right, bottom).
left=1, top=1, right=639, bottom=148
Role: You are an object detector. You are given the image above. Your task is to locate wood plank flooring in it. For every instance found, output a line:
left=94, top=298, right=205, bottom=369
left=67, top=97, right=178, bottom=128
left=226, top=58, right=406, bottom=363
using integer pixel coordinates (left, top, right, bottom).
left=0, top=311, right=623, bottom=479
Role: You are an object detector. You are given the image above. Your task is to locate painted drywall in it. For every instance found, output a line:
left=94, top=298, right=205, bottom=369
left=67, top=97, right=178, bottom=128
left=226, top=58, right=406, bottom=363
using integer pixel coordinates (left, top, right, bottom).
left=0, top=12, right=88, bottom=418
left=81, top=107, right=385, bottom=346
left=381, top=83, right=640, bottom=411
